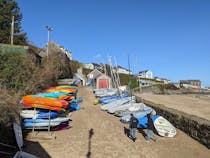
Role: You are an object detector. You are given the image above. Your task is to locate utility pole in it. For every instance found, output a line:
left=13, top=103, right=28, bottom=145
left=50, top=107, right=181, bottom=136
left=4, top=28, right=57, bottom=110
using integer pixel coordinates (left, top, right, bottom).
left=11, top=16, right=14, bottom=45
left=45, top=25, right=53, bottom=59
left=135, top=55, right=143, bottom=103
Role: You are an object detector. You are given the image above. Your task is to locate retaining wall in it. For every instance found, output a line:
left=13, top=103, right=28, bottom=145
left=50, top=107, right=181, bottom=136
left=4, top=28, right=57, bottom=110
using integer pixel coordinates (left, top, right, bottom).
left=135, top=96, right=210, bottom=149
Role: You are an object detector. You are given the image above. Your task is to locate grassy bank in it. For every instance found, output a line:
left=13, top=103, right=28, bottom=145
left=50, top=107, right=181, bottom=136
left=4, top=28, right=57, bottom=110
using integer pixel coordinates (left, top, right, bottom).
left=0, top=48, right=72, bottom=145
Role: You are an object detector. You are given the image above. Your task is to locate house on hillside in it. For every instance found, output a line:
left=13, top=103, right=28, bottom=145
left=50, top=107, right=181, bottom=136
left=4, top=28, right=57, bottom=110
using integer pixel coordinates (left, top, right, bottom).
left=180, top=80, right=201, bottom=89
left=138, top=70, right=153, bottom=79
left=113, top=66, right=132, bottom=75
left=39, top=41, right=72, bottom=60
left=83, top=63, right=103, bottom=71
left=154, top=77, right=171, bottom=84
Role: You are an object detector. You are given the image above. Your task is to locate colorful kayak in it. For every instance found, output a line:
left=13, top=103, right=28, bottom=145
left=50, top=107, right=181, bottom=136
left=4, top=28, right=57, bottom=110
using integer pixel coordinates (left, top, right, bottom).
left=34, top=92, right=68, bottom=98
left=22, top=95, right=69, bottom=108
left=43, top=87, right=77, bottom=94
left=30, top=104, right=65, bottom=111
left=58, top=95, right=74, bottom=101
left=24, top=117, right=69, bottom=123
left=20, top=110, right=59, bottom=119
left=23, top=121, right=60, bottom=128
left=56, top=85, right=78, bottom=89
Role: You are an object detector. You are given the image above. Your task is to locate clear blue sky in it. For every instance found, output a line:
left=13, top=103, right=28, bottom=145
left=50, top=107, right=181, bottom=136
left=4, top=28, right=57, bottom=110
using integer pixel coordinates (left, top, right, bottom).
left=17, top=0, right=210, bottom=87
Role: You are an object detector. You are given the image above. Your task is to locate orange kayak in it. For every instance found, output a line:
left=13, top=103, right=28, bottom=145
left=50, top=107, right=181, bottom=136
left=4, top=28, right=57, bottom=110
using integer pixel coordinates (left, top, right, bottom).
left=59, top=95, right=74, bottom=101
left=30, top=104, right=64, bottom=111
left=22, top=95, right=69, bottom=108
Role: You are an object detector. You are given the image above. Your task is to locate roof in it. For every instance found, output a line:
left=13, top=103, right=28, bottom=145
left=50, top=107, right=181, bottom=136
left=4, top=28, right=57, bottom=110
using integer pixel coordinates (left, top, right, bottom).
left=138, top=70, right=151, bottom=74
left=87, top=69, right=103, bottom=79
left=114, top=65, right=130, bottom=72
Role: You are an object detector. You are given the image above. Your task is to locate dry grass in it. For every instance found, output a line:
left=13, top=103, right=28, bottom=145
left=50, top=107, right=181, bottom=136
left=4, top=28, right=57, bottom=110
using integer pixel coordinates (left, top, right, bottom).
left=0, top=49, right=72, bottom=145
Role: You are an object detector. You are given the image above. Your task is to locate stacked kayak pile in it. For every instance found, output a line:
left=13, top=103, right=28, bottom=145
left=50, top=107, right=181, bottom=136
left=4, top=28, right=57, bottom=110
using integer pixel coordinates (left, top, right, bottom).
left=94, top=90, right=176, bottom=138
left=20, top=85, right=83, bottom=130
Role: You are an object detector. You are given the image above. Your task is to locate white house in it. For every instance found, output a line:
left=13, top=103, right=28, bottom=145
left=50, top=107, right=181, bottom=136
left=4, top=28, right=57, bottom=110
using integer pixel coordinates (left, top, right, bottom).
left=114, top=66, right=132, bottom=75
left=138, top=70, right=153, bottom=79
left=83, top=63, right=94, bottom=70
left=83, top=63, right=103, bottom=70
left=154, top=77, right=171, bottom=84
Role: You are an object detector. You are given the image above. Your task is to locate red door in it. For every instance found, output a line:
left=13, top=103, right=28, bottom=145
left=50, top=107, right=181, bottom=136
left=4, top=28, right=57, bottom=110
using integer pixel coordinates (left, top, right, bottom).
left=99, top=79, right=109, bottom=88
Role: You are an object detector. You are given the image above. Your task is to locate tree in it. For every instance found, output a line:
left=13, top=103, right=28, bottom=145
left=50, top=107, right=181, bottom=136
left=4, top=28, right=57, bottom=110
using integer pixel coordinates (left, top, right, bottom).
left=0, top=0, right=27, bottom=45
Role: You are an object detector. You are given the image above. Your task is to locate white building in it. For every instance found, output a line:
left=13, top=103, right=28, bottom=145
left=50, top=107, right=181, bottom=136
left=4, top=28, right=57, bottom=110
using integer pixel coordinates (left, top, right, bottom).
left=138, top=70, right=153, bottom=79
left=154, top=77, right=171, bottom=84
left=83, top=63, right=103, bottom=70
left=114, top=66, right=132, bottom=75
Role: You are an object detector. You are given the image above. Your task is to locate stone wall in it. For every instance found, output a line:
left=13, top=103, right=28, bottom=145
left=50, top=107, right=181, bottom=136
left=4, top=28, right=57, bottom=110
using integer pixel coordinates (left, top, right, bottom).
left=135, top=96, right=210, bottom=149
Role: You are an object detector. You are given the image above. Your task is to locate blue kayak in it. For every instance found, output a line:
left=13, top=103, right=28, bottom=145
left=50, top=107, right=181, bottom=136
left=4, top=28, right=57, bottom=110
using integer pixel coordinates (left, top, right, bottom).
left=20, top=110, right=59, bottom=119
left=23, top=122, right=60, bottom=127
left=99, top=94, right=128, bottom=103
left=68, top=104, right=80, bottom=111
left=137, top=115, right=160, bottom=128
left=120, top=107, right=154, bottom=123
left=100, top=94, right=129, bottom=104
left=71, top=97, right=83, bottom=103
left=24, top=117, right=69, bottom=123
left=37, top=111, right=59, bottom=118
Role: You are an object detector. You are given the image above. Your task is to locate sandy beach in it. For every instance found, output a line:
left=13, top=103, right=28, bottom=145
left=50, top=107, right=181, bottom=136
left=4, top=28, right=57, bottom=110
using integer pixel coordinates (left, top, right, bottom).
left=141, top=93, right=210, bottom=120
left=24, top=87, right=210, bottom=158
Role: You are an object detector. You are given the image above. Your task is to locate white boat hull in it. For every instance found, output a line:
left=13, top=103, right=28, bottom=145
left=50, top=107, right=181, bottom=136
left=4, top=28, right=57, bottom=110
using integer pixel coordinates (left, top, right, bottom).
left=154, top=116, right=176, bottom=137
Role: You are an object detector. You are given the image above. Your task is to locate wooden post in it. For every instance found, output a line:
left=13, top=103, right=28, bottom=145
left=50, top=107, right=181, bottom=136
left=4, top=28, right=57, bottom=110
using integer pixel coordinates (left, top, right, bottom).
left=11, top=16, right=14, bottom=45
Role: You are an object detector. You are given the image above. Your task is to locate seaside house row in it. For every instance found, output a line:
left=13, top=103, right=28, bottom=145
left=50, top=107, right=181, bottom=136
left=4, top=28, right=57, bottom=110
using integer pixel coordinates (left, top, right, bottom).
left=83, top=63, right=134, bottom=75
left=180, top=80, right=201, bottom=89
left=138, top=70, right=153, bottom=79
left=154, top=77, right=171, bottom=84
left=113, top=66, right=133, bottom=75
